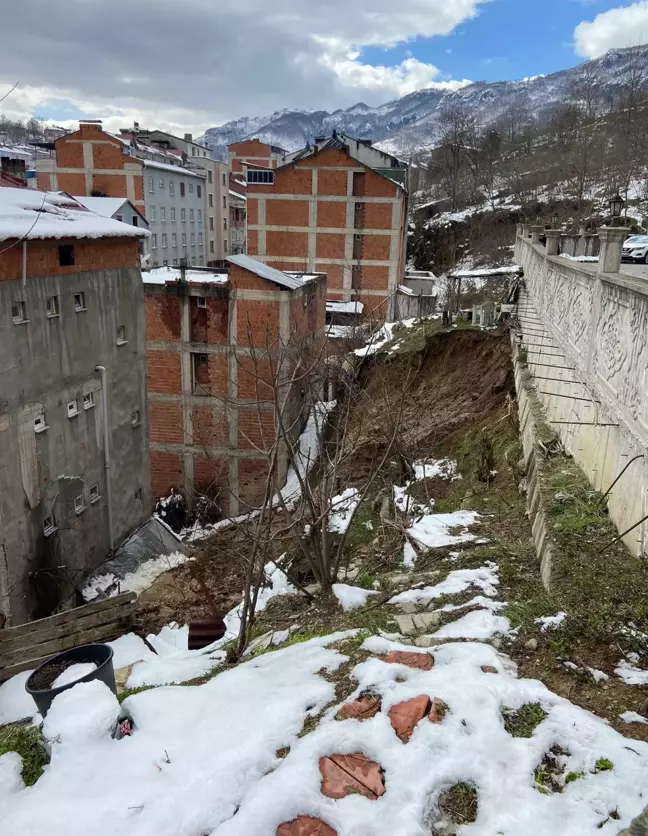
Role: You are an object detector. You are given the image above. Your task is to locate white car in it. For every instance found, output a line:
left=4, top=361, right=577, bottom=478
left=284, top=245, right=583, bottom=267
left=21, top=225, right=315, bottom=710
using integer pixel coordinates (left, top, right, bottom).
left=621, top=234, right=648, bottom=264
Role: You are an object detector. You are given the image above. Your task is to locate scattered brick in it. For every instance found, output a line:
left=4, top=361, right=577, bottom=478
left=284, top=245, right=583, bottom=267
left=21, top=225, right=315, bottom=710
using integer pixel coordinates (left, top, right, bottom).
left=319, top=753, right=385, bottom=800
left=385, top=650, right=434, bottom=671
left=336, top=695, right=381, bottom=721
left=276, top=816, right=337, bottom=836
left=481, top=665, right=499, bottom=674
left=388, top=695, right=431, bottom=742
left=428, top=698, right=449, bottom=724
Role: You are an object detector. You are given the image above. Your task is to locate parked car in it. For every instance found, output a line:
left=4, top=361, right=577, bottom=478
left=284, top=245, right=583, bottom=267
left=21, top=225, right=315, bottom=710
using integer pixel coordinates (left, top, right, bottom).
left=621, top=234, right=648, bottom=264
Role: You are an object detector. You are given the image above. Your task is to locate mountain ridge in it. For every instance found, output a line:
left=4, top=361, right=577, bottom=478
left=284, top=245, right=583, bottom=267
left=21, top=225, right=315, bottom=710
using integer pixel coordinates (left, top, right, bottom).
left=200, top=45, right=648, bottom=160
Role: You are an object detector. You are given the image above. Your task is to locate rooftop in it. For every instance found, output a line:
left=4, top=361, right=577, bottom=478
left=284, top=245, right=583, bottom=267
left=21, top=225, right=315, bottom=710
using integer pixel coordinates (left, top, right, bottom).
left=227, top=254, right=322, bottom=290
left=0, top=188, right=149, bottom=243
left=72, top=196, right=130, bottom=218
left=144, top=159, right=205, bottom=178
left=142, top=266, right=228, bottom=285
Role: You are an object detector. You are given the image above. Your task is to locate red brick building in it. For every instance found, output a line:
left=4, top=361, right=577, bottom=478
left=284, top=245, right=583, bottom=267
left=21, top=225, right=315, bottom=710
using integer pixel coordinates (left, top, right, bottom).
left=236, top=133, right=408, bottom=320
left=144, top=255, right=326, bottom=515
left=228, top=139, right=286, bottom=176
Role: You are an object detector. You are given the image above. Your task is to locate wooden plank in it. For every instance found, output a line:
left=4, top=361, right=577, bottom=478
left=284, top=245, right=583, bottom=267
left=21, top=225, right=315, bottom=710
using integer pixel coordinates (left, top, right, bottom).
left=0, top=593, right=136, bottom=643
left=0, top=620, right=132, bottom=680
left=0, top=600, right=135, bottom=654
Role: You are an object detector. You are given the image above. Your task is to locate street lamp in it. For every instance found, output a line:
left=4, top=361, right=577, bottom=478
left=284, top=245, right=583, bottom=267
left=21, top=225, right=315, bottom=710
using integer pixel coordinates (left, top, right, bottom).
left=609, top=194, right=625, bottom=225
left=551, top=211, right=559, bottom=228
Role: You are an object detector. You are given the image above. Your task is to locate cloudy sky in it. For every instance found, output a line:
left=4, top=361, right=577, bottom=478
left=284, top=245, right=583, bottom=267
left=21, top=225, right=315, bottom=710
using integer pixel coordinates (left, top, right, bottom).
left=1, top=0, right=647, bottom=136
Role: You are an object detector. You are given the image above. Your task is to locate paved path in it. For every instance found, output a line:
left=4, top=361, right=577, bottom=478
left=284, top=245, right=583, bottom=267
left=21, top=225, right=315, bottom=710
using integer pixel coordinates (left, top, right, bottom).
left=621, top=264, right=648, bottom=281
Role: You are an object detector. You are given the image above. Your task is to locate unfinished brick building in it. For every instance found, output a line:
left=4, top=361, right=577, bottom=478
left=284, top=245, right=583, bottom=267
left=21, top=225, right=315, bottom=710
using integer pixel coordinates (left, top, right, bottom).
left=144, top=256, right=326, bottom=515
left=228, top=139, right=286, bottom=176
left=237, top=133, right=408, bottom=320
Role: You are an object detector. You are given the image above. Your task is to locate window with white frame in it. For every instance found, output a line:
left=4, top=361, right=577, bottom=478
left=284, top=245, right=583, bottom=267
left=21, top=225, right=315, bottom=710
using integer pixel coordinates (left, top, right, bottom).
left=43, top=515, right=57, bottom=536
left=198, top=232, right=203, bottom=246
left=74, top=494, right=85, bottom=514
left=148, top=176, right=154, bottom=193
left=67, top=399, right=79, bottom=418
left=197, top=209, right=202, bottom=223
left=34, top=413, right=48, bottom=433
left=160, top=207, right=166, bottom=222
left=161, top=233, right=168, bottom=248
left=247, top=169, right=274, bottom=184
left=74, top=292, right=86, bottom=312
left=150, top=205, right=156, bottom=221
left=117, top=325, right=127, bottom=345
left=169, top=181, right=175, bottom=196
left=12, top=300, right=27, bottom=324
left=190, top=209, right=194, bottom=223
left=170, top=207, right=176, bottom=221
left=89, top=484, right=100, bottom=503
left=191, top=233, right=195, bottom=246
left=171, top=233, right=177, bottom=247
left=182, top=232, right=187, bottom=246
left=83, top=392, right=94, bottom=410
left=151, top=234, right=158, bottom=249
left=181, top=208, right=186, bottom=222
left=131, top=410, right=141, bottom=427
left=46, top=296, right=60, bottom=318
left=159, top=178, right=165, bottom=188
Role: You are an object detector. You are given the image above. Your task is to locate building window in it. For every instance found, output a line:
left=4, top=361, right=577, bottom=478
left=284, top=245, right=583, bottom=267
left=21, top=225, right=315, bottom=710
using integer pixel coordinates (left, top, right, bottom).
left=74, top=292, right=86, bottom=312
left=208, top=170, right=213, bottom=184
left=182, top=233, right=187, bottom=246
left=74, top=494, right=85, bottom=515
left=43, top=515, right=57, bottom=536
left=89, top=484, right=100, bottom=503
left=161, top=233, right=168, bottom=248
left=158, top=178, right=165, bottom=188
left=191, top=233, right=195, bottom=246
left=192, top=353, right=209, bottom=394
left=132, top=216, right=138, bottom=227
left=197, top=209, right=202, bottom=223
left=131, top=410, right=141, bottom=427
left=150, top=205, right=156, bottom=221
left=148, top=176, right=154, bottom=193
left=46, top=295, right=60, bottom=318
left=198, top=232, right=203, bottom=246
left=12, top=300, right=27, bottom=324
left=34, top=413, right=48, bottom=433
left=180, top=182, right=185, bottom=197
left=224, top=240, right=228, bottom=253
left=83, top=392, right=94, bottom=410
left=163, top=259, right=168, bottom=267
left=171, top=233, right=177, bottom=247
left=58, top=244, right=74, bottom=266
left=191, top=147, right=196, bottom=156
left=189, top=183, right=194, bottom=194
left=190, top=209, right=195, bottom=223
left=197, top=185, right=202, bottom=198
left=210, top=240, right=214, bottom=253
left=67, top=399, right=79, bottom=418
left=134, top=488, right=142, bottom=501
left=116, top=325, right=127, bottom=345
left=115, top=214, right=123, bottom=223
left=160, top=207, right=166, bottom=222
left=209, top=194, right=213, bottom=207
left=197, top=296, right=206, bottom=308
left=151, top=233, right=158, bottom=249
left=181, top=208, right=186, bottom=223
left=170, top=207, right=176, bottom=221
left=223, top=196, right=227, bottom=209
left=209, top=217, right=214, bottom=230
left=172, top=258, right=178, bottom=266
left=247, top=169, right=274, bottom=184
left=222, top=173, right=226, bottom=187
left=223, top=217, right=227, bottom=230
left=169, top=181, right=175, bottom=196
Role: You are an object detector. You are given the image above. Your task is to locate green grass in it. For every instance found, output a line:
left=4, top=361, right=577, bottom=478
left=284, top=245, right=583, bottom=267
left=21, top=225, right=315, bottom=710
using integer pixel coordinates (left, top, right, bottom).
left=0, top=723, right=49, bottom=786
left=594, top=757, right=614, bottom=773
left=502, top=703, right=547, bottom=738
left=354, top=572, right=377, bottom=590
left=117, top=684, right=156, bottom=703
left=438, top=782, right=479, bottom=825
left=566, top=771, right=585, bottom=783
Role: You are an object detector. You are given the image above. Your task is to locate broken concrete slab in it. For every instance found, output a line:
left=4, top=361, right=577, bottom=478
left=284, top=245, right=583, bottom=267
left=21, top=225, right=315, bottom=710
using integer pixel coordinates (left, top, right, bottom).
left=385, top=650, right=434, bottom=670
left=394, top=603, right=419, bottom=614
left=336, top=695, right=381, bottom=721
left=395, top=611, right=443, bottom=636
left=243, top=624, right=301, bottom=657
left=319, top=753, right=385, bottom=800
left=413, top=636, right=436, bottom=648
left=388, top=695, right=431, bottom=742
left=395, top=615, right=416, bottom=635
left=276, top=816, right=337, bottom=835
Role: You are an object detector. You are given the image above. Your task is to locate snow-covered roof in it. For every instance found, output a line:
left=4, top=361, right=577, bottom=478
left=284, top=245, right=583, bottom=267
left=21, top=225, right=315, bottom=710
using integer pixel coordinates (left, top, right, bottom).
left=326, top=300, right=364, bottom=314
left=0, top=188, right=149, bottom=242
left=144, top=159, right=205, bottom=178
left=143, top=266, right=228, bottom=285
left=228, top=254, right=310, bottom=290
left=72, top=196, right=129, bottom=218
left=450, top=265, right=522, bottom=278
left=229, top=189, right=247, bottom=201
left=0, top=146, right=31, bottom=160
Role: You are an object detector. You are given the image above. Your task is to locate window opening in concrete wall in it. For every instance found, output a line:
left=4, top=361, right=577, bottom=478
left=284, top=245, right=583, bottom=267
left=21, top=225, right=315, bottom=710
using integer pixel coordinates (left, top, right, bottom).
left=197, top=296, right=206, bottom=308
left=160, top=207, right=166, bottom=222
left=152, top=234, right=158, bottom=249
left=150, top=206, right=156, bottom=221
left=170, top=208, right=176, bottom=221
left=181, top=208, right=186, bottom=222
left=159, top=178, right=165, bottom=189
left=131, top=410, right=141, bottom=427
left=83, top=392, right=94, bottom=410
left=180, top=182, right=185, bottom=197
left=117, top=325, right=127, bottom=345
left=58, top=245, right=74, bottom=267
left=43, top=515, right=57, bottom=536
left=134, top=488, right=142, bottom=500
left=12, top=300, right=27, bottom=324
left=115, top=214, right=123, bottom=222
left=189, top=183, right=194, bottom=194
left=169, top=181, right=175, bottom=196
left=74, top=494, right=85, bottom=514
left=46, top=295, right=60, bottom=318
left=197, top=185, right=202, bottom=198
left=74, top=292, right=86, bottom=312
left=192, top=353, right=209, bottom=394
left=148, top=176, right=154, bottom=193
left=67, top=399, right=79, bottom=418
left=34, top=413, right=48, bottom=433
left=90, top=484, right=100, bottom=503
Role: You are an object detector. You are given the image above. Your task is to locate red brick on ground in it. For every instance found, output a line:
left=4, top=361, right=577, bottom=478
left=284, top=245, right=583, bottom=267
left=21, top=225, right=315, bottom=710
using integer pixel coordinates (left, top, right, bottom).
left=384, top=650, right=434, bottom=671
left=276, top=816, right=337, bottom=835
left=481, top=665, right=499, bottom=674
left=336, top=695, right=381, bottom=721
left=319, top=753, right=385, bottom=800
left=387, top=695, right=431, bottom=742
left=428, top=698, right=448, bottom=724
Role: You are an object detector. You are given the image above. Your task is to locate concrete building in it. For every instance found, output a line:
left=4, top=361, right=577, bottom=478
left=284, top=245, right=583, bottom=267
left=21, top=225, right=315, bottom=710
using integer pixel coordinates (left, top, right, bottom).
left=73, top=195, right=147, bottom=229
left=201, top=158, right=229, bottom=265
left=229, top=180, right=246, bottom=255
left=143, top=256, right=326, bottom=516
left=228, top=139, right=286, bottom=176
left=241, top=133, right=408, bottom=320
left=0, top=189, right=151, bottom=624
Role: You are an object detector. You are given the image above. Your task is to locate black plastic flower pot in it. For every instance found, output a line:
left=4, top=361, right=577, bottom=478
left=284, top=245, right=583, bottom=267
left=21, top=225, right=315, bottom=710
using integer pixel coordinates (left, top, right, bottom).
left=25, top=643, right=116, bottom=718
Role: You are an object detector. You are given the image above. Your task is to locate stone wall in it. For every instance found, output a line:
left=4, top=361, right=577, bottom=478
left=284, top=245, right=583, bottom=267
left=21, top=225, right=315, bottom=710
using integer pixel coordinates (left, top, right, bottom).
left=514, top=233, right=648, bottom=557
left=558, top=233, right=600, bottom=258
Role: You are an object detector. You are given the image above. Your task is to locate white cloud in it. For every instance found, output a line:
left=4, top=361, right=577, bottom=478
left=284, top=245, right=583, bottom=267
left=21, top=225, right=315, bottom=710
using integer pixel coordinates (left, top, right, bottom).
left=574, top=1, right=648, bottom=58
left=0, top=0, right=485, bottom=132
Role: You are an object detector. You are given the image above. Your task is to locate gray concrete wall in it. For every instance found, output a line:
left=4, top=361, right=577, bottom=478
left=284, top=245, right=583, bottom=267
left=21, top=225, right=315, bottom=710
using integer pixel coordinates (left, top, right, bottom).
left=0, top=266, right=150, bottom=623
left=514, top=232, right=648, bottom=558
left=559, top=233, right=600, bottom=258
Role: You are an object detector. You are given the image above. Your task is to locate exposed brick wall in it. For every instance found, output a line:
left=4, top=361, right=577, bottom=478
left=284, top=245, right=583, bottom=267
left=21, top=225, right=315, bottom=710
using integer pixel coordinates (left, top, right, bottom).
left=362, top=236, right=392, bottom=261
left=146, top=350, right=181, bottom=394
left=266, top=230, right=308, bottom=258
left=315, top=262, right=343, bottom=291
left=318, top=169, right=348, bottom=196
left=150, top=401, right=183, bottom=444
left=193, top=454, right=228, bottom=498
left=144, top=293, right=181, bottom=341
left=192, top=404, right=228, bottom=447
left=266, top=199, right=309, bottom=227
left=0, top=238, right=141, bottom=282
left=356, top=265, right=390, bottom=290
left=317, top=202, right=346, bottom=228
left=150, top=449, right=183, bottom=497
left=237, top=407, right=276, bottom=450
left=363, top=203, right=393, bottom=230
left=238, top=458, right=271, bottom=508
left=236, top=298, right=281, bottom=348
left=316, top=233, right=345, bottom=259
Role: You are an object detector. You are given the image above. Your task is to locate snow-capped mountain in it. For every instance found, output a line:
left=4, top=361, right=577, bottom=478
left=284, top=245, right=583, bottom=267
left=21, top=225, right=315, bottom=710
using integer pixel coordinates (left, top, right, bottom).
left=200, top=45, right=648, bottom=159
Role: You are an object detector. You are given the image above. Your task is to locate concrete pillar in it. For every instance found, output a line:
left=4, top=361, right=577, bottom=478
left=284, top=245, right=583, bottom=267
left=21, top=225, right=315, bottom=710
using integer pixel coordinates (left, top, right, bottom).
left=516, top=223, right=523, bottom=237
left=597, top=226, right=626, bottom=274
left=521, top=223, right=530, bottom=239
left=545, top=230, right=561, bottom=257
left=530, top=225, right=544, bottom=244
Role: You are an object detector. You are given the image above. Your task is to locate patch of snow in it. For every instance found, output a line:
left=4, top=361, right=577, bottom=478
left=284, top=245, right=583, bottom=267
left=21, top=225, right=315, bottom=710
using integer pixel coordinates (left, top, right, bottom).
left=587, top=667, right=609, bottom=684
left=328, top=488, right=360, bottom=534
left=558, top=254, right=599, bottom=263
left=143, top=266, right=228, bottom=285
left=42, top=680, right=120, bottom=745
left=535, top=612, right=568, bottom=631
left=326, top=324, right=361, bottom=339
left=326, top=301, right=363, bottom=314
left=616, top=659, right=648, bottom=686
left=0, top=753, right=23, bottom=800
left=354, top=319, right=416, bottom=358
left=620, top=711, right=648, bottom=725
left=107, top=634, right=158, bottom=669
left=51, top=662, right=97, bottom=689
left=437, top=595, right=506, bottom=614
left=403, top=539, right=418, bottom=569
left=0, top=671, right=37, bottom=725
left=431, top=609, right=511, bottom=640
left=332, top=584, right=378, bottom=612
left=389, top=564, right=499, bottom=604
left=451, top=265, right=522, bottom=278
left=407, top=509, right=480, bottom=550
left=278, top=401, right=336, bottom=506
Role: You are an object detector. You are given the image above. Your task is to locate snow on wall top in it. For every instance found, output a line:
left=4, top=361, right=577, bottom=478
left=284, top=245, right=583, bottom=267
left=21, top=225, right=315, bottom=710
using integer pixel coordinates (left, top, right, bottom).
left=227, top=254, right=317, bottom=290
left=142, top=266, right=228, bottom=285
left=72, top=196, right=129, bottom=219
left=0, top=188, right=150, bottom=243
